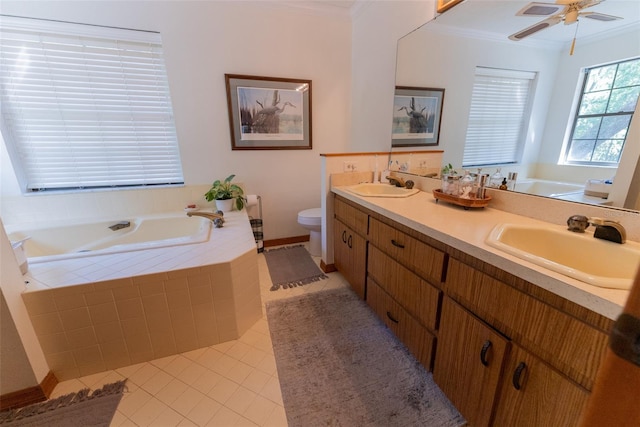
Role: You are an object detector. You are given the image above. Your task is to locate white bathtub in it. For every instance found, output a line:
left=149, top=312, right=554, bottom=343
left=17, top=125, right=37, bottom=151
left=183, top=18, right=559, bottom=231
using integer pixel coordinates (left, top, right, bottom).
left=514, top=179, right=584, bottom=197
left=7, top=212, right=211, bottom=263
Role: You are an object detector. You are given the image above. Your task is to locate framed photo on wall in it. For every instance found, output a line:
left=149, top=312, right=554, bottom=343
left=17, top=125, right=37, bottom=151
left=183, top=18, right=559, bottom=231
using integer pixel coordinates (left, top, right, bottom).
left=392, top=86, right=445, bottom=147
left=225, top=74, right=312, bottom=150
left=437, top=0, right=464, bottom=13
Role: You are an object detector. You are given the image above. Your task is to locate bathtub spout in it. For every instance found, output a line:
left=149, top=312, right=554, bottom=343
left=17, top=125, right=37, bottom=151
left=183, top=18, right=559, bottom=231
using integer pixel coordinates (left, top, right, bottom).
left=109, top=221, right=131, bottom=231
left=186, top=211, right=224, bottom=222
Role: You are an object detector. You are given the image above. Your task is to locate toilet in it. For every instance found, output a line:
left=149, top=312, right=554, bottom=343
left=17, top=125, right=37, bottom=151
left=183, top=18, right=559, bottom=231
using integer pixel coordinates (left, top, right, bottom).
left=297, top=208, right=322, bottom=257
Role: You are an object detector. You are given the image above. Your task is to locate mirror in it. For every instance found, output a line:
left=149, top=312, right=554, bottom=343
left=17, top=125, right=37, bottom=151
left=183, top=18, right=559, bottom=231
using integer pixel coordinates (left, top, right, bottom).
left=393, top=0, right=640, bottom=210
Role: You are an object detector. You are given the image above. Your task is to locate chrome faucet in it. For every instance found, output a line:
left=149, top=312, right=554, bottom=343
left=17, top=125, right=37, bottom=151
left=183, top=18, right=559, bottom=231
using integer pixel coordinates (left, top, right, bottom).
left=567, top=215, right=626, bottom=244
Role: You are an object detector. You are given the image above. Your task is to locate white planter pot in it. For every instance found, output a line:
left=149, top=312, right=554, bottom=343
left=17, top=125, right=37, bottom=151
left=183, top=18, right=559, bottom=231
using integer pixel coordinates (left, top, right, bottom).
left=215, top=199, right=234, bottom=212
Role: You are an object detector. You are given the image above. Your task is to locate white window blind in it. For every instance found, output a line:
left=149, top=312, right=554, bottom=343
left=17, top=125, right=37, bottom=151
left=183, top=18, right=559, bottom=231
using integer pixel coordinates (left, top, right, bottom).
left=0, top=16, right=183, bottom=191
left=462, top=67, right=536, bottom=167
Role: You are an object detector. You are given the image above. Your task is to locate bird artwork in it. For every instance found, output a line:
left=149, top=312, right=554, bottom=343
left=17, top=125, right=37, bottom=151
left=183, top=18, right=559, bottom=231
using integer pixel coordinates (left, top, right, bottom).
left=398, top=97, right=430, bottom=134
left=251, top=90, right=296, bottom=133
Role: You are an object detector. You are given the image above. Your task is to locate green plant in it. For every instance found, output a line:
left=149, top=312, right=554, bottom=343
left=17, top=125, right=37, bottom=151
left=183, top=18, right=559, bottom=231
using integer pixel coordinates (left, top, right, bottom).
left=205, top=174, right=245, bottom=210
left=441, top=163, right=457, bottom=177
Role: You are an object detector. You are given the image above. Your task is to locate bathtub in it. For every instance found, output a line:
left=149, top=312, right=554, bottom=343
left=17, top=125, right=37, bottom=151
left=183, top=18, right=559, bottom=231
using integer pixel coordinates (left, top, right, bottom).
left=514, top=179, right=584, bottom=197
left=7, top=213, right=211, bottom=263
left=16, top=209, right=263, bottom=381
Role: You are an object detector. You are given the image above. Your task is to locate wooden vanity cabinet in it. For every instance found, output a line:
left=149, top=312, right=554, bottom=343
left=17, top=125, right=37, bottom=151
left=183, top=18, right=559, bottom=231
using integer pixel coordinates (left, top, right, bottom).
left=493, top=344, right=589, bottom=427
left=333, top=196, right=368, bottom=299
left=434, top=297, right=509, bottom=427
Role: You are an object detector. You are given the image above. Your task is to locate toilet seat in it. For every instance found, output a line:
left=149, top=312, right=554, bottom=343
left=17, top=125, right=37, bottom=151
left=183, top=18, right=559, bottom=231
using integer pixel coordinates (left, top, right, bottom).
left=297, top=208, right=322, bottom=226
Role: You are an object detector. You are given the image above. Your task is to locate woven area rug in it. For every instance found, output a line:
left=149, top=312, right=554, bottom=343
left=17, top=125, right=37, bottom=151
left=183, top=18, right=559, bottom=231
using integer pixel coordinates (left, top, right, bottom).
left=266, top=288, right=466, bottom=426
left=264, top=245, right=328, bottom=291
left=0, top=380, right=126, bottom=426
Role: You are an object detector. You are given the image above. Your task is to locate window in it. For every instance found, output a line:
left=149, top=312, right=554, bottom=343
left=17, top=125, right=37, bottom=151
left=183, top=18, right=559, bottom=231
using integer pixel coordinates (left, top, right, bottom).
left=462, top=67, right=536, bottom=168
left=0, top=16, right=183, bottom=192
left=564, top=57, right=640, bottom=166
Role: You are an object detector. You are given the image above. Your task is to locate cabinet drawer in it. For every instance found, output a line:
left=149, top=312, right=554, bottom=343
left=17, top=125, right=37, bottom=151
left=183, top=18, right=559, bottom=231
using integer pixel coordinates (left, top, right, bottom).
left=367, top=245, right=440, bottom=331
left=446, top=258, right=608, bottom=391
left=367, top=278, right=436, bottom=370
left=369, top=217, right=446, bottom=285
left=334, top=196, right=368, bottom=237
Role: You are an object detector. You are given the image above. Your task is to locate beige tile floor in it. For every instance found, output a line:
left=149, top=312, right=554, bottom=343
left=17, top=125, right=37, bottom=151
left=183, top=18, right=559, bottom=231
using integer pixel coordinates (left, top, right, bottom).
left=50, top=243, right=349, bottom=426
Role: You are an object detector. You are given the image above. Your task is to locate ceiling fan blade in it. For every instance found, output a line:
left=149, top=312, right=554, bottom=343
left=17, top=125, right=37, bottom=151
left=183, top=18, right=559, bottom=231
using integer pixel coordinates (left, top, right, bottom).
left=515, top=2, right=566, bottom=17
left=509, top=16, right=563, bottom=41
left=581, top=12, right=623, bottom=22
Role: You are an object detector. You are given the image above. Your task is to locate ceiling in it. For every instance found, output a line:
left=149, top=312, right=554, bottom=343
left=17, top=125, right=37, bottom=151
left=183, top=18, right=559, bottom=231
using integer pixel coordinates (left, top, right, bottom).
left=435, top=0, right=640, bottom=47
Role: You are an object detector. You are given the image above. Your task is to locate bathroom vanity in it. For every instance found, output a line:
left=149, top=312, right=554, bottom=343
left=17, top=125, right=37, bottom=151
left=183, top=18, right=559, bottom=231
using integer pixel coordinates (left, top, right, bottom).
left=331, top=189, right=626, bottom=427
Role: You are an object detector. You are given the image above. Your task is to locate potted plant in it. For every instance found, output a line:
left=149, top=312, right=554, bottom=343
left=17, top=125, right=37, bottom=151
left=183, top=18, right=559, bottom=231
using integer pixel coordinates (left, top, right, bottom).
left=205, top=174, right=245, bottom=212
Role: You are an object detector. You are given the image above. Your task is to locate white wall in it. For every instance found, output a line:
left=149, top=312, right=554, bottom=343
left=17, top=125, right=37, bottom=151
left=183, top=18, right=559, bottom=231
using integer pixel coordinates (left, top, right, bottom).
left=0, top=0, right=352, bottom=240
left=350, top=0, right=434, bottom=152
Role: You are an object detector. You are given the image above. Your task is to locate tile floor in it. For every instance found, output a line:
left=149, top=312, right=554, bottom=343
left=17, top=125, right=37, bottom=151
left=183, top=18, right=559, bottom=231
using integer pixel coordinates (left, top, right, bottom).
left=49, top=244, right=350, bottom=426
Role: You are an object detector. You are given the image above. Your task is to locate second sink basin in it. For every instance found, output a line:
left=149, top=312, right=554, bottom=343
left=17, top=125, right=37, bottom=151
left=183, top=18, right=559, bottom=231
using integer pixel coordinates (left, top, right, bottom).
left=346, top=183, right=419, bottom=198
left=486, top=223, right=639, bottom=290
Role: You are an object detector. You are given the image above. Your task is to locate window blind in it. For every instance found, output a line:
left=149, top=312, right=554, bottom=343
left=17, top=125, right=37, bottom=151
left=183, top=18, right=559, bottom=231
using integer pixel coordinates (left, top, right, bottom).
left=0, top=16, right=183, bottom=191
left=462, top=67, right=536, bottom=167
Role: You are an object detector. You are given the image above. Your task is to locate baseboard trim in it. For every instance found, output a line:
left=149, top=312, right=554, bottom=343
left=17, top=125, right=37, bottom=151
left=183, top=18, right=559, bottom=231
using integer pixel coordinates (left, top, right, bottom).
left=321, top=260, right=336, bottom=273
left=264, top=235, right=309, bottom=248
left=0, top=371, right=57, bottom=411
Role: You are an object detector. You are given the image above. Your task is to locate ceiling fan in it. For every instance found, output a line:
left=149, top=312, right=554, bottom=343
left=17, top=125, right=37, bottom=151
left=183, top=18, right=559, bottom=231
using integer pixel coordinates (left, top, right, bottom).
left=508, top=0, right=623, bottom=41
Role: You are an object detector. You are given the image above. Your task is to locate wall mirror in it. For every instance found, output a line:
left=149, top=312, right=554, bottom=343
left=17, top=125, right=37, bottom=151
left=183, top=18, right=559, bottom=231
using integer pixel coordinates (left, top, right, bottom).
left=392, top=0, right=640, bottom=210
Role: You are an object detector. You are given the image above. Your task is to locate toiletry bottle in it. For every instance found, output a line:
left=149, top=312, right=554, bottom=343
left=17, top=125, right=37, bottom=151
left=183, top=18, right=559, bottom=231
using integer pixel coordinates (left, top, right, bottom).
left=499, top=177, right=508, bottom=190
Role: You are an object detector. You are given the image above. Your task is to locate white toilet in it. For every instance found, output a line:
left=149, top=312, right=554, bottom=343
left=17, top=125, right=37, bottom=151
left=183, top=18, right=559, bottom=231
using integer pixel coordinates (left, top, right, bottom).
left=297, top=208, right=322, bottom=257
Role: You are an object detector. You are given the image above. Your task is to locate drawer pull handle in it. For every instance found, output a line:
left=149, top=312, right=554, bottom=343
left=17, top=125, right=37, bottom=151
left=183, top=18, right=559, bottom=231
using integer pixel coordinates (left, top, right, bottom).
left=391, top=239, right=405, bottom=249
left=386, top=311, right=399, bottom=324
left=342, top=230, right=347, bottom=243
left=512, top=362, right=527, bottom=391
left=347, top=235, right=353, bottom=249
left=480, top=340, right=492, bottom=366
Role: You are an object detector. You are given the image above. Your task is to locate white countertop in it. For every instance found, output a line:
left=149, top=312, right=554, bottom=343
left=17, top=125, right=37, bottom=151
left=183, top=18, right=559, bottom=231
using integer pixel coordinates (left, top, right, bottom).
left=333, top=187, right=629, bottom=320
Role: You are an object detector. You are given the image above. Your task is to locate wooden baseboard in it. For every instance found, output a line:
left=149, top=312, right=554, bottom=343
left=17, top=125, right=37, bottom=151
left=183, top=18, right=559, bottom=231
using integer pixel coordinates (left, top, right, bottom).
left=264, top=235, right=309, bottom=248
left=321, top=260, right=336, bottom=273
left=0, top=371, right=57, bottom=411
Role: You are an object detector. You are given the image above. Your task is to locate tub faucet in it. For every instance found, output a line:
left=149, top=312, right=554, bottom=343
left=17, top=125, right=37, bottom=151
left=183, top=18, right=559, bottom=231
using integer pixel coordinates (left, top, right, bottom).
left=589, top=217, right=626, bottom=244
left=186, top=211, right=224, bottom=221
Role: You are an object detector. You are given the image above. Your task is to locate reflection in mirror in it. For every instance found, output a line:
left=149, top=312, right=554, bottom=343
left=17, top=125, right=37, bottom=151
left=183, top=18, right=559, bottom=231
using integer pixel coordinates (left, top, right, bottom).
left=392, top=0, right=640, bottom=210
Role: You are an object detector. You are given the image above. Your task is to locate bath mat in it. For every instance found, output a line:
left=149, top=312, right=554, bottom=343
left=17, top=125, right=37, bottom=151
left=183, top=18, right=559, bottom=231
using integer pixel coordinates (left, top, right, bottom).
left=264, top=245, right=327, bottom=291
left=266, top=288, right=466, bottom=427
left=0, top=380, right=127, bottom=426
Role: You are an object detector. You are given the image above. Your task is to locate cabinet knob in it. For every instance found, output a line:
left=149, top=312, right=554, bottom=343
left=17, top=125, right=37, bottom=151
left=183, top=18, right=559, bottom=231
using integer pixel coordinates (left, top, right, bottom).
left=512, top=361, right=527, bottom=391
left=391, top=239, right=405, bottom=249
left=480, top=340, right=492, bottom=366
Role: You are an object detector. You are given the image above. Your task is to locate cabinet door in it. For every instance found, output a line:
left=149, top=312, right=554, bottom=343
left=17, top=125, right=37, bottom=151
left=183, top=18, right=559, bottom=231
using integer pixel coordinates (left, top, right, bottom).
left=434, top=297, right=509, bottom=427
left=493, top=344, right=589, bottom=427
left=333, top=218, right=367, bottom=299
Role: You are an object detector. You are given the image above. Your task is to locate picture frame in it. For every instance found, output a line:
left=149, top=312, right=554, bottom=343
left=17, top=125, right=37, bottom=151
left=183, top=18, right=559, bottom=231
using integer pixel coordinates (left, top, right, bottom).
left=392, top=86, right=445, bottom=147
left=437, top=0, right=464, bottom=13
left=225, top=74, right=312, bottom=150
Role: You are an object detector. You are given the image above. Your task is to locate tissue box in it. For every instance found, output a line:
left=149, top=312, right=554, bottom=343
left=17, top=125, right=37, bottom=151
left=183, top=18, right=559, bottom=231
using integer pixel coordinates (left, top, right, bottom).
left=584, top=179, right=611, bottom=198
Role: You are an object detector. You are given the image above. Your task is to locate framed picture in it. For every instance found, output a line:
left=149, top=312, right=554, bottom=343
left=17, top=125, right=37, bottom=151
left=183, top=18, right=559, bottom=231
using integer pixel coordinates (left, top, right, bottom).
left=392, top=86, right=445, bottom=147
left=225, top=74, right=312, bottom=150
left=437, top=0, right=464, bottom=13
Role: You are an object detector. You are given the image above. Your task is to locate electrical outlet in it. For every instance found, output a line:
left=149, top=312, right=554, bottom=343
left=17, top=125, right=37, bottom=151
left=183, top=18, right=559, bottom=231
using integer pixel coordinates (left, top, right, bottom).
left=343, top=161, right=358, bottom=172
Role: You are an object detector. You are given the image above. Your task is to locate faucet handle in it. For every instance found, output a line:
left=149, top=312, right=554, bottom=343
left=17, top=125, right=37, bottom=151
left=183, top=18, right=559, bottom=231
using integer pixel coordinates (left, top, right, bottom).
left=567, top=215, right=589, bottom=233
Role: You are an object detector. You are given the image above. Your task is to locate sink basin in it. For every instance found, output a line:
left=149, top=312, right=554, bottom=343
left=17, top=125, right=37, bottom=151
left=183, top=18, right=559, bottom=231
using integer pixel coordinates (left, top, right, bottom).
left=346, top=183, right=419, bottom=198
left=486, top=223, right=640, bottom=290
